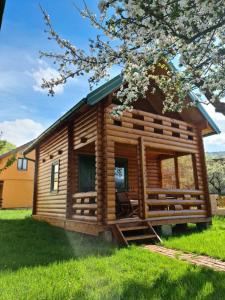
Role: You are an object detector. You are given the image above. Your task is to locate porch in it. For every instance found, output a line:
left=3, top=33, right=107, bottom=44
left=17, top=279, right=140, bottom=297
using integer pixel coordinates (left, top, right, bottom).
left=70, top=131, right=209, bottom=226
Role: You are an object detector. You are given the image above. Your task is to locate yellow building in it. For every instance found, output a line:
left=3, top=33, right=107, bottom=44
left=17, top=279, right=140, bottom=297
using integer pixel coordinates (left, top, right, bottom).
left=0, top=142, right=35, bottom=209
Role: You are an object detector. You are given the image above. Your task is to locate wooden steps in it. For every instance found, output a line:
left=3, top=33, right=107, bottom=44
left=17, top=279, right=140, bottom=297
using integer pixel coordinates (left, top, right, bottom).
left=111, top=221, right=161, bottom=246
left=120, top=225, right=148, bottom=231
left=126, top=234, right=156, bottom=241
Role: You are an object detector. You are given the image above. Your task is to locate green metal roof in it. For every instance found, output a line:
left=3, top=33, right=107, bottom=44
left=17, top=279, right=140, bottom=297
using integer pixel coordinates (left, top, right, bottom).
left=87, top=75, right=122, bottom=105
left=24, top=73, right=220, bottom=154
left=188, top=92, right=221, bottom=136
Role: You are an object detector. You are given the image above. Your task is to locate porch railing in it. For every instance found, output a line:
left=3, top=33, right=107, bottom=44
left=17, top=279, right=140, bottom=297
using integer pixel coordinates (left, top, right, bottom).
left=145, top=188, right=207, bottom=219
left=72, top=191, right=97, bottom=221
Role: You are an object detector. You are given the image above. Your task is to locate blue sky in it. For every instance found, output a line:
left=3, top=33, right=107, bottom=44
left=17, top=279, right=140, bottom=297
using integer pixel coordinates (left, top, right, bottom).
left=0, top=0, right=225, bottom=151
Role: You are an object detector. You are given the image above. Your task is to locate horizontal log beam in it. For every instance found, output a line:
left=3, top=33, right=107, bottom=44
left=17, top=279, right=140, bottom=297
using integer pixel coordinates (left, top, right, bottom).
left=146, top=188, right=204, bottom=195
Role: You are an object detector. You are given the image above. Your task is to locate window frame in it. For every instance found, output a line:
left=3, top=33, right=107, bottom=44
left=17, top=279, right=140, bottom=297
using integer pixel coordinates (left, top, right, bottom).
left=50, top=160, right=60, bottom=193
left=17, top=158, right=28, bottom=171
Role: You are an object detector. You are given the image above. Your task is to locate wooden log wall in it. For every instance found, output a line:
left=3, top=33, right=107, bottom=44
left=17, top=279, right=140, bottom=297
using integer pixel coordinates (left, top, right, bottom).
left=73, top=107, right=97, bottom=150
left=71, top=104, right=104, bottom=223
left=106, top=104, right=198, bottom=153
left=36, top=127, right=68, bottom=218
left=146, top=153, right=161, bottom=188
left=70, top=105, right=98, bottom=221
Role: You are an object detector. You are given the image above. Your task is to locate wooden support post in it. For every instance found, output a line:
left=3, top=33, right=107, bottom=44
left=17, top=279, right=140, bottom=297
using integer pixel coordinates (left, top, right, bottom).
left=197, top=129, right=212, bottom=217
left=103, top=101, right=116, bottom=224
left=139, top=137, right=147, bottom=219
left=32, top=146, right=39, bottom=215
left=96, top=103, right=104, bottom=224
left=174, top=156, right=180, bottom=189
left=104, top=138, right=115, bottom=223
left=192, top=154, right=199, bottom=190
left=66, top=122, right=74, bottom=219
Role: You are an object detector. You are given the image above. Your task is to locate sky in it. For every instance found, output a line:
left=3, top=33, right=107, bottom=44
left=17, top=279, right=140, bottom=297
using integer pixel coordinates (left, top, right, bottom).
left=0, top=0, right=225, bottom=152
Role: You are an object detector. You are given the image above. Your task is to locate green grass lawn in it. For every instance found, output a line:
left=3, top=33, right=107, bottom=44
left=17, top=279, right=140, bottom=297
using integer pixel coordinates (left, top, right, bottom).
left=0, top=210, right=225, bottom=300
left=163, top=217, right=225, bottom=261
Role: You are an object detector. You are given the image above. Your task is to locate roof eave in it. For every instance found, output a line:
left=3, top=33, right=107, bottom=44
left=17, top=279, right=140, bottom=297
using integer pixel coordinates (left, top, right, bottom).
left=188, top=92, right=221, bottom=136
left=169, top=61, right=220, bottom=136
left=23, top=76, right=123, bottom=155
left=87, top=74, right=122, bottom=105
left=23, top=98, right=86, bottom=155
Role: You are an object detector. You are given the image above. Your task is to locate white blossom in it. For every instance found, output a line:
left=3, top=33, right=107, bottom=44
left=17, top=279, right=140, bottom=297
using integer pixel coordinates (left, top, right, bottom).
left=39, top=1, right=225, bottom=115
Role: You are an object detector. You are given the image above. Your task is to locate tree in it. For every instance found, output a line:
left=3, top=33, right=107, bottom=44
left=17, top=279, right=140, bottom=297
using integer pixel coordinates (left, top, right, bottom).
left=40, top=1, right=225, bottom=116
left=0, top=140, right=16, bottom=155
left=0, top=135, right=16, bottom=174
left=207, top=157, right=225, bottom=195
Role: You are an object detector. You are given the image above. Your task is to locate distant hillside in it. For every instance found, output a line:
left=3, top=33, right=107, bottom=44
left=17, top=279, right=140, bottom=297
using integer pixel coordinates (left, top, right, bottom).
left=206, top=151, right=225, bottom=159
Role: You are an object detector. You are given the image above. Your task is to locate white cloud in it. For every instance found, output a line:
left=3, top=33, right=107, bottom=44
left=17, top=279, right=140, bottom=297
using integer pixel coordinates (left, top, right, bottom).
left=32, top=64, right=64, bottom=95
left=203, top=104, right=225, bottom=152
left=0, top=119, right=45, bottom=146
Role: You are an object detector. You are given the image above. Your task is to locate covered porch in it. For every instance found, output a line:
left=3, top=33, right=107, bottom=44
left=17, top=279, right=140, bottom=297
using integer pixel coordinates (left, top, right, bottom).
left=70, top=139, right=209, bottom=225
left=112, top=142, right=208, bottom=223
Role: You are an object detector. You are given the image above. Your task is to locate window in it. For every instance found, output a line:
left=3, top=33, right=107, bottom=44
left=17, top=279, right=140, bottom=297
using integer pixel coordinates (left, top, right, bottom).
left=161, top=158, right=176, bottom=189
left=78, top=155, right=96, bottom=192
left=178, top=155, right=195, bottom=189
left=51, top=161, right=59, bottom=192
left=17, top=158, right=28, bottom=171
left=115, top=158, right=128, bottom=192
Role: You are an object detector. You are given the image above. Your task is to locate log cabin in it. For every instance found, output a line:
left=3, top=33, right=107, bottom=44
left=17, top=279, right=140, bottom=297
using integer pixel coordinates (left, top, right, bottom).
left=24, top=73, right=220, bottom=245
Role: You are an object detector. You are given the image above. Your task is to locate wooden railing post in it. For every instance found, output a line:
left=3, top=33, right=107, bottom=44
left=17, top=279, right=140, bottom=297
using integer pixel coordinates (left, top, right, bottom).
left=192, top=154, right=199, bottom=190
left=196, top=129, right=212, bottom=217
left=174, top=156, right=180, bottom=189
left=139, top=137, right=147, bottom=219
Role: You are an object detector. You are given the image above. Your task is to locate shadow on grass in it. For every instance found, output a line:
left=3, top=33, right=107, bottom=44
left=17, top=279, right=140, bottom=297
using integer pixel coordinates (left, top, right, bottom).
left=0, top=217, right=115, bottom=271
left=163, top=216, right=225, bottom=240
left=116, top=268, right=225, bottom=300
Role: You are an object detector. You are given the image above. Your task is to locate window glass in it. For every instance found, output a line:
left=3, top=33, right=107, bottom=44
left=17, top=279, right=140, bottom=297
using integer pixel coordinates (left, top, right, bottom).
left=23, top=159, right=28, bottom=170
left=178, top=155, right=195, bottom=189
left=78, top=155, right=96, bottom=192
left=161, top=158, right=176, bottom=189
left=17, top=158, right=28, bottom=171
left=115, top=158, right=128, bottom=191
left=51, top=161, right=59, bottom=192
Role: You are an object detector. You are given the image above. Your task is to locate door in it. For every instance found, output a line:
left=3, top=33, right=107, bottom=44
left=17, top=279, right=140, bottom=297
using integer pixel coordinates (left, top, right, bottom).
left=115, top=158, right=128, bottom=192
left=0, top=181, right=3, bottom=208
